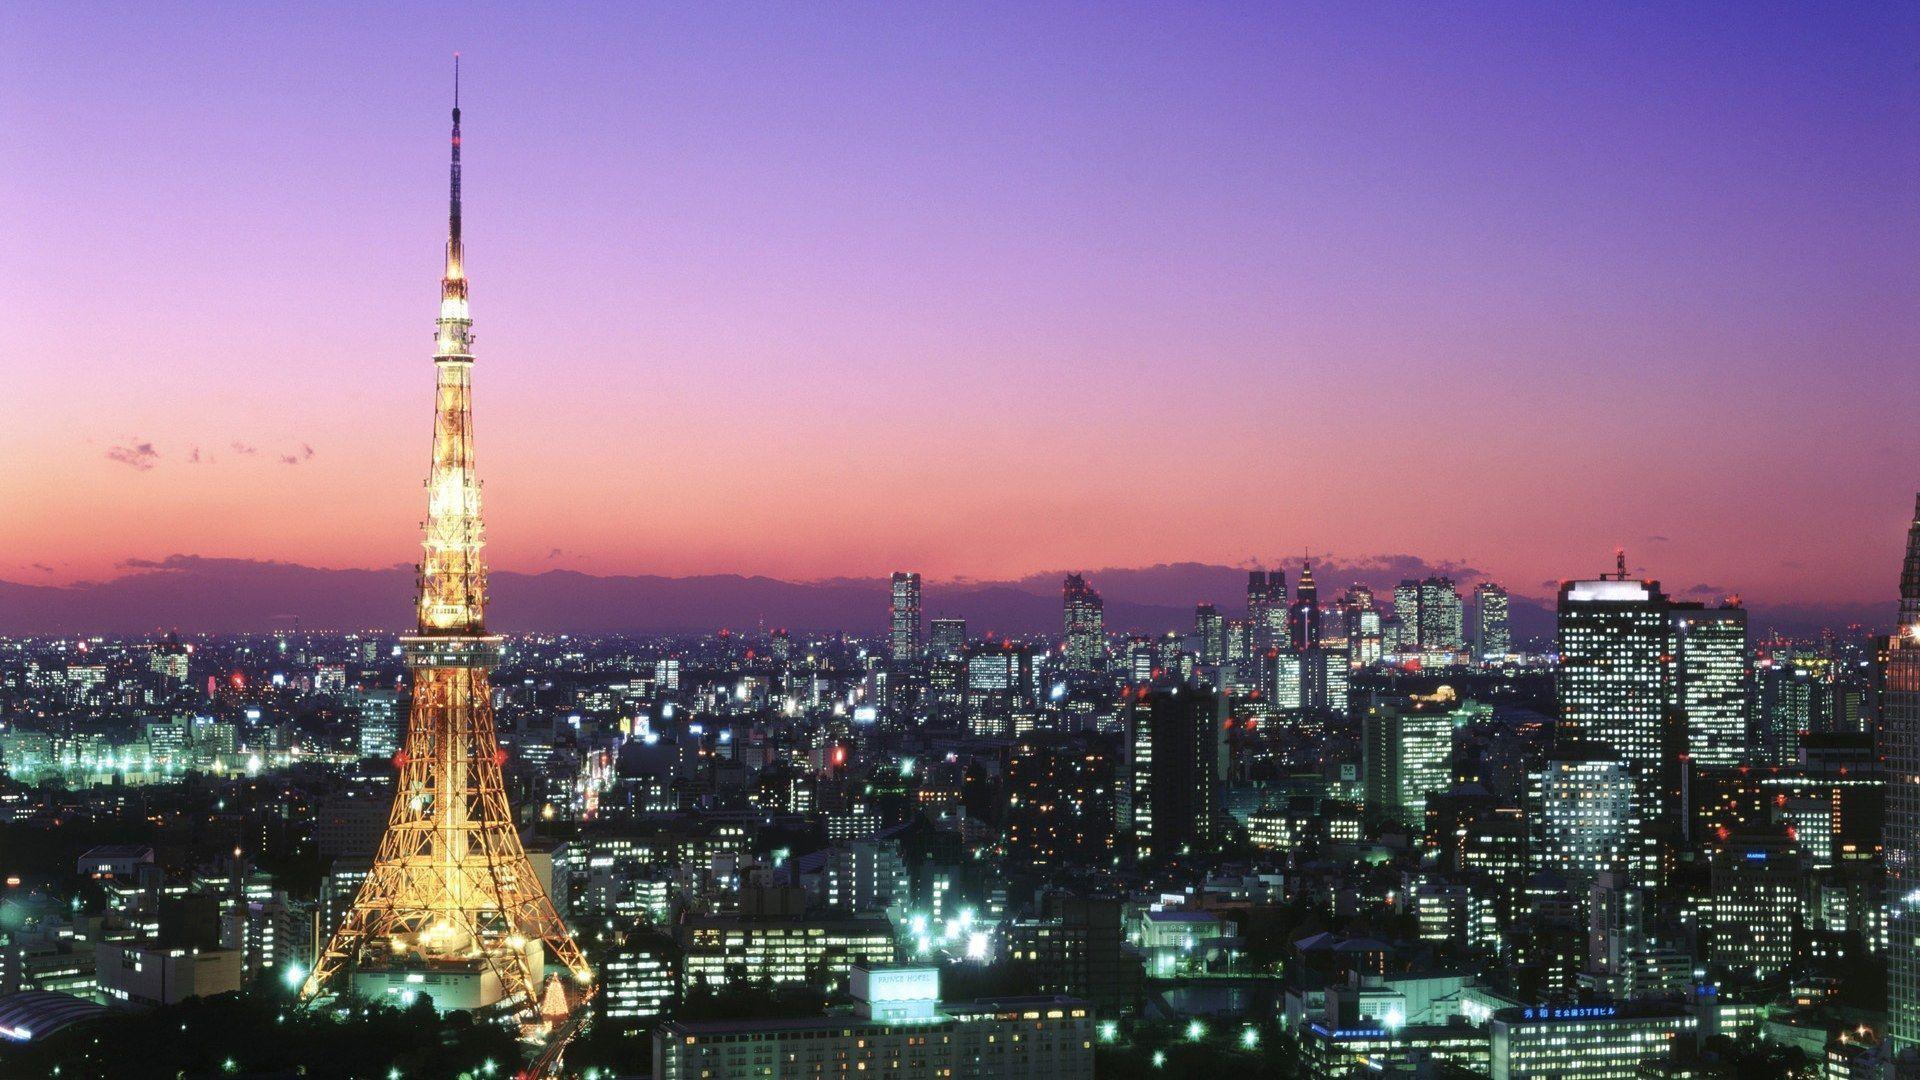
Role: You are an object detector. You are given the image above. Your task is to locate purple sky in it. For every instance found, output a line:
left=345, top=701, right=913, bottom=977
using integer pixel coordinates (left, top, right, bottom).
left=2, top=3, right=1916, bottom=609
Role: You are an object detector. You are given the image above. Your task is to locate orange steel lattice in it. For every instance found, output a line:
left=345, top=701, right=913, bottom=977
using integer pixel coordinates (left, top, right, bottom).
left=299, top=62, right=591, bottom=1025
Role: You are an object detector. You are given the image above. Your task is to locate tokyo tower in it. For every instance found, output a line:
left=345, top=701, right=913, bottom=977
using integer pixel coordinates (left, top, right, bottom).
left=299, top=58, right=593, bottom=1027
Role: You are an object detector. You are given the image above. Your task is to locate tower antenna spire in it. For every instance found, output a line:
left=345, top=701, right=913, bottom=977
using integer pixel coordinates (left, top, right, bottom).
left=442, top=53, right=466, bottom=303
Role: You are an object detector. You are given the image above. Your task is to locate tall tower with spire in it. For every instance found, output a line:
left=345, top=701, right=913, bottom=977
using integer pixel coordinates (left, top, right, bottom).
left=1885, top=494, right=1920, bottom=1057
left=300, top=60, right=592, bottom=1027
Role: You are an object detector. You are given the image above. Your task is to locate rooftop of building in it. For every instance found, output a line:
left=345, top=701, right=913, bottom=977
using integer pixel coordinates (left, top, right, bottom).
left=657, top=995, right=1092, bottom=1038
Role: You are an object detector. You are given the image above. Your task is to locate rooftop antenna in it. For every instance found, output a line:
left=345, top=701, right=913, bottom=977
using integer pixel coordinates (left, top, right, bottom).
left=1614, top=547, right=1628, bottom=580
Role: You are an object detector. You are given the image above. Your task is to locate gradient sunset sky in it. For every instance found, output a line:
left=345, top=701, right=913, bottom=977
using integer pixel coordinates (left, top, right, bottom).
left=3, top=4, right=1916, bottom=607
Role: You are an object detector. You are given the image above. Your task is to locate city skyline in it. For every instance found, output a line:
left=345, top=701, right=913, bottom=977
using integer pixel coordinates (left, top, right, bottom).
left=5, top=5, right=1917, bottom=611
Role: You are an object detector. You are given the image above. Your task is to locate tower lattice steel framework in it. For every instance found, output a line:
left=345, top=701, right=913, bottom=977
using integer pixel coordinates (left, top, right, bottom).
left=300, top=59, right=592, bottom=1024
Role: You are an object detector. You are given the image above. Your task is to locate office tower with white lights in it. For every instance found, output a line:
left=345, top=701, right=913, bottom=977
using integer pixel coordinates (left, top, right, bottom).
left=1291, top=562, right=1322, bottom=649
left=1557, top=557, right=1670, bottom=885
left=1248, top=569, right=1290, bottom=651
left=889, top=571, right=922, bottom=662
left=1062, top=573, right=1105, bottom=674
left=928, top=617, right=966, bottom=659
left=1472, top=582, right=1511, bottom=662
left=1194, top=603, right=1225, bottom=665
left=1670, top=602, right=1748, bottom=768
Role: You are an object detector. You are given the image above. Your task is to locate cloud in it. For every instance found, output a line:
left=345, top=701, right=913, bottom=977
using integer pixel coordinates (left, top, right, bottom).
left=278, top=453, right=300, bottom=465
left=106, top=441, right=160, bottom=470
left=231, top=441, right=258, bottom=456
left=301, top=443, right=316, bottom=460
left=1683, top=583, right=1726, bottom=597
left=188, top=445, right=203, bottom=464
left=1645, top=534, right=1671, bottom=544
left=547, top=548, right=565, bottom=560
left=30, top=562, right=53, bottom=573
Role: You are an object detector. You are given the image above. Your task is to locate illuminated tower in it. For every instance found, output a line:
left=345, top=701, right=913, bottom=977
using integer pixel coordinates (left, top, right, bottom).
left=889, top=571, right=922, bottom=662
left=1885, top=494, right=1920, bottom=1056
left=1062, top=573, right=1106, bottom=673
left=301, top=62, right=592, bottom=1025
left=1290, top=561, right=1321, bottom=649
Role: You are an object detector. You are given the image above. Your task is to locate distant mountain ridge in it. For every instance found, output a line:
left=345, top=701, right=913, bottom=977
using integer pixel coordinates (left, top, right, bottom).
left=0, top=554, right=1887, bottom=641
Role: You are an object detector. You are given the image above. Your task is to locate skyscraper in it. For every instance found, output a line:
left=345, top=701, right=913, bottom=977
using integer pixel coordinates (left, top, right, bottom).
left=1342, top=585, right=1381, bottom=667
left=889, top=572, right=922, bottom=662
left=1062, top=574, right=1105, bottom=674
left=1290, top=562, right=1322, bottom=649
left=1531, top=749, right=1634, bottom=884
left=1394, top=580, right=1421, bottom=651
left=1419, top=577, right=1464, bottom=653
left=1362, top=698, right=1463, bottom=827
left=302, top=68, right=591, bottom=1024
left=1669, top=603, right=1748, bottom=768
left=1126, top=683, right=1222, bottom=860
left=1247, top=570, right=1290, bottom=651
left=1884, top=494, right=1920, bottom=1056
left=1556, top=556, right=1670, bottom=885
left=1472, top=582, right=1511, bottom=662
left=1393, top=577, right=1464, bottom=654
left=1194, top=603, right=1225, bottom=666
left=928, top=617, right=967, bottom=659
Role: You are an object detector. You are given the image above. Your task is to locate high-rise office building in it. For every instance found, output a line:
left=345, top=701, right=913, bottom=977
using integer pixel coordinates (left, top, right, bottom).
left=928, top=617, right=966, bottom=659
left=1195, top=603, right=1225, bottom=666
left=1557, top=559, right=1671, bottom=884
left=1472, top=582, right=1511, bottom=662
left=1884, top=494, right=1920, bottom=1056
left=1062, top=574, right=1105, bottom=674
left=1126, top=683, right=1222, bottom=860
left=1557, top=564, right=1669, bottom=774
left=1393, top=577, right=1464, bottom=654
left=1298, top=647, right=1349, bottom=714
left=1708, top=830, right=1801, bottom=981
left=1418, top=578, right=1464, bottom=653
left=1341, top=585, right=1381, bottom=667
left=1755, top=654, right=1820, bottom=765
left=1291, top=563, right=1322, bottom=649
left=1394, top=581, right=1421, bottom=651
left=1670, top=602, right=1748, bottom=768
left=1248, top=570, right=1290, bottom=651
left=889, top=572, right=922, bottom=662
left=1362, top=698, right=1463, bottom=828
left=1532, top=750, right=1634, bottom=884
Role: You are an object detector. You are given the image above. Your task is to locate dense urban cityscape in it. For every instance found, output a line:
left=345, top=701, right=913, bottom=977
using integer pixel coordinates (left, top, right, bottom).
left=3, top=524, right=1914, bottom=1079
left=6, top=6, right=1913, bottom=1080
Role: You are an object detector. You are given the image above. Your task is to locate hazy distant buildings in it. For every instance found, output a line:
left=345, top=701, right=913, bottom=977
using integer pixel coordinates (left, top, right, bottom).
left=1194, top=603, right=1225, bottom=666
left=1472, top=582, right=1511, bottom=662
left=889, top=572, right=922, bottom=662
left=1290, top=563, right=1322, bottom=649
left=1248, top=570, right=1290, bottom=652
left=1394, top=577, right=1464, bottom=654
left=1342, top=585, right=1382, bottom=666
left=1062, top=574, right=1105, bottom=674
left=928, top=617, right=966, bottom=659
